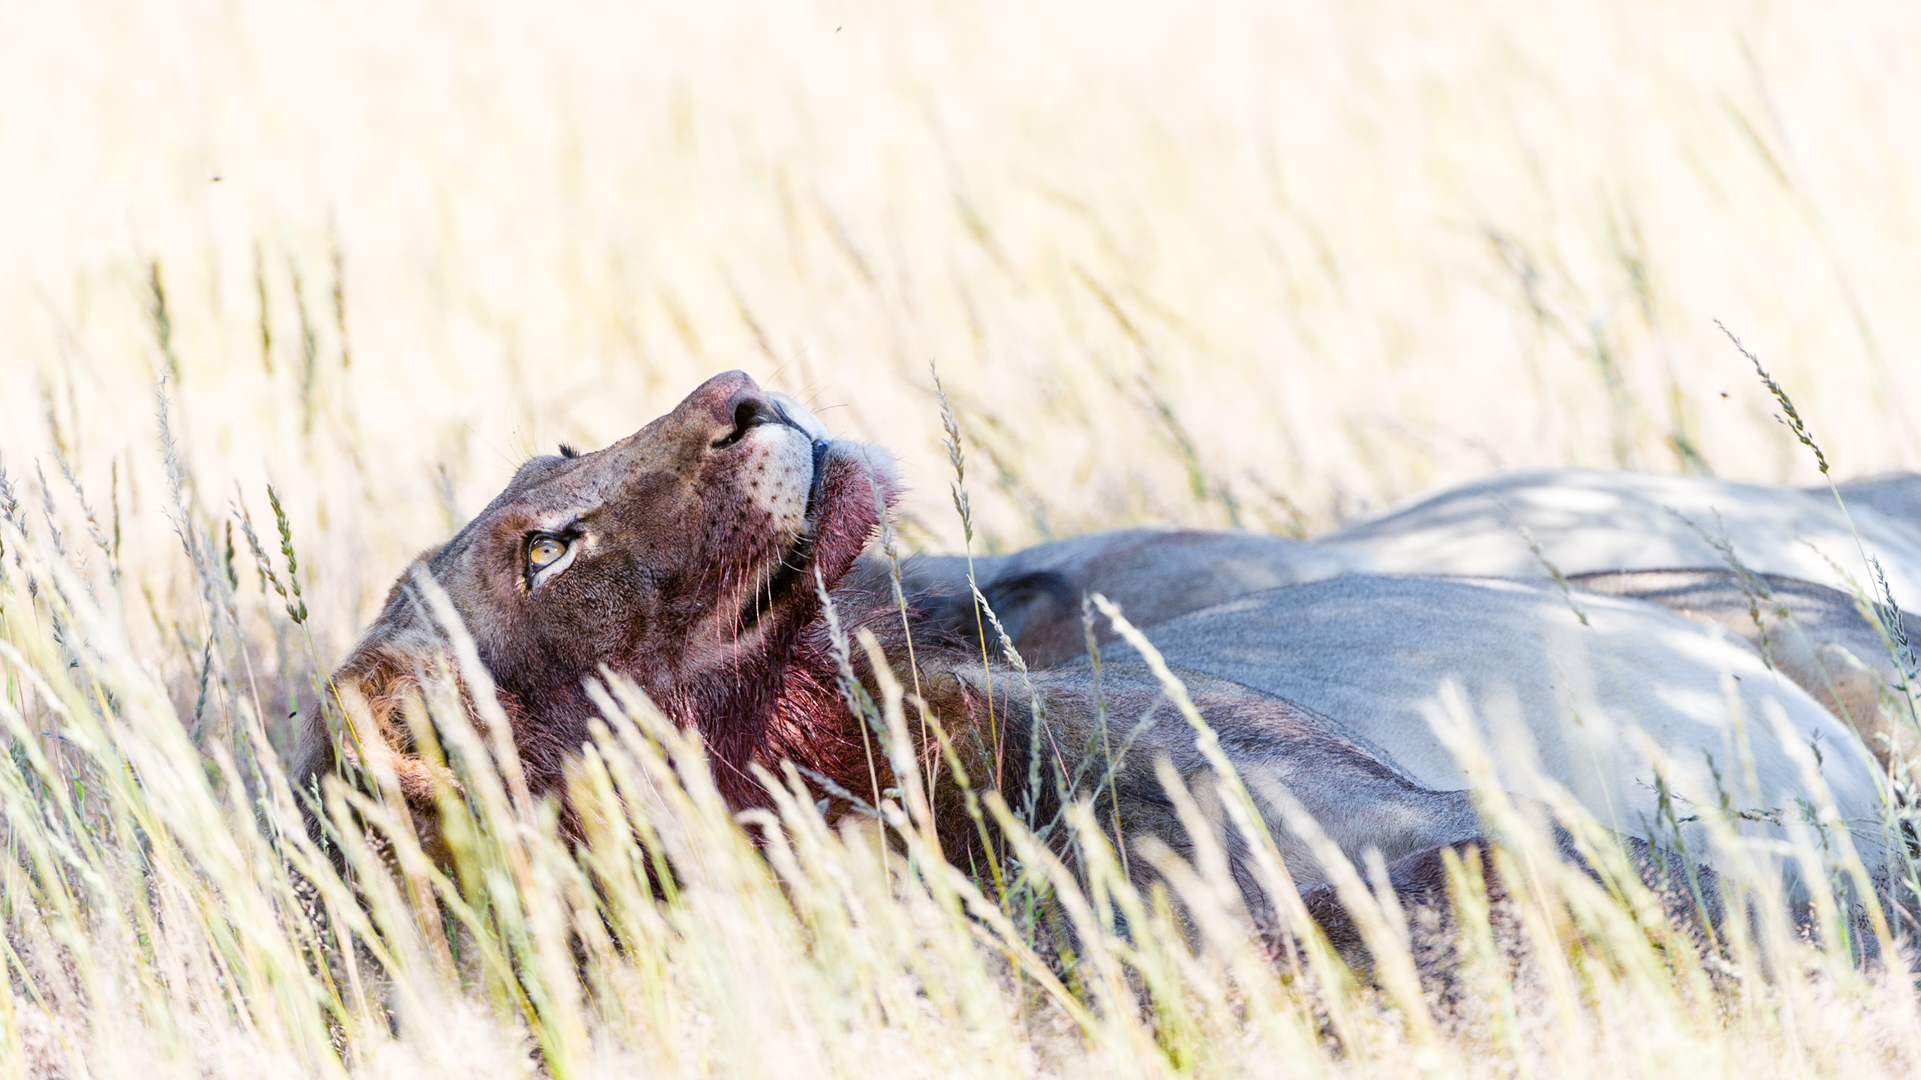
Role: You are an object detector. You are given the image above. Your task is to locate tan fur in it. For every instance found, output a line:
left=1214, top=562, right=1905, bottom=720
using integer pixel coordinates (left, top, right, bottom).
left=297, top=371, right=897, bottom=843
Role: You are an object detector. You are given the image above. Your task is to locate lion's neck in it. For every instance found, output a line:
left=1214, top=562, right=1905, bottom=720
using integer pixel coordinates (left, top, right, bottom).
left=663, top=566, right=1040, bottom=827
left=657, top=582, right=899, bottom=810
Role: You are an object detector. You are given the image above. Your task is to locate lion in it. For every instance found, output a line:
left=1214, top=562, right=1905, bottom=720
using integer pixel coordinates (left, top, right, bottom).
left=299, top=373, right=1882, bottom=933
left=298, top=373, right=1508, bottom=895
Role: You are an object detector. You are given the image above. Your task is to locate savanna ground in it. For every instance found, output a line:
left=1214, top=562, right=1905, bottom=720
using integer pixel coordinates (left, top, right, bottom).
left=4, top=1, right=1921, bottom=1076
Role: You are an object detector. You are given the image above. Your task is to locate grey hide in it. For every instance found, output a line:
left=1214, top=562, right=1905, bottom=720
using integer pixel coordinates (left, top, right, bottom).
left=1081, top=575, right=1884, bottom=879
left=1831, top=473, right=1921, bottom=541
left=898, top=528, right=1362, bottom=664
left=1568, top=569, right=1921, bottom=767
left=1315, top=468, right=1921, bottom=607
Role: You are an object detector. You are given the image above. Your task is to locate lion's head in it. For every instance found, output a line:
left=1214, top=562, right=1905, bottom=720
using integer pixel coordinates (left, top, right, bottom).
left=299, top=371, right=897, bottom=814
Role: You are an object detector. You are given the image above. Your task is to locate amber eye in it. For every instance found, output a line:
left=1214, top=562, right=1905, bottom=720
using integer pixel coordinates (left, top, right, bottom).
left=525, top=533, right=578, bottom=589
left=529, top=536, right=566, bottom=568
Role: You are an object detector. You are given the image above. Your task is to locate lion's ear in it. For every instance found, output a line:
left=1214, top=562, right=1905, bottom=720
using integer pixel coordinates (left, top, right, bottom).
left=341, top=646, right=466, bottom=804
left=294, top=623, right=456, bottom=811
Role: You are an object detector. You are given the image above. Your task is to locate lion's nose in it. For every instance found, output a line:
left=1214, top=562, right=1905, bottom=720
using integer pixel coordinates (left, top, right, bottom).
left=682, top=371, right=783, bottom=450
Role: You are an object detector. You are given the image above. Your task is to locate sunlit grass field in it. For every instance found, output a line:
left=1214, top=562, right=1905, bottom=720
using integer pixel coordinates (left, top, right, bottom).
left=5, top=0, right=1921, bottom=1074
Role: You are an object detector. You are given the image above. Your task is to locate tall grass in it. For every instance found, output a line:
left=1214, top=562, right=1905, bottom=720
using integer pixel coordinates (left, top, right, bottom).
left=6, top=0, right=1921, bottom=1075
left=5, top=473, right=1921, bottom=1077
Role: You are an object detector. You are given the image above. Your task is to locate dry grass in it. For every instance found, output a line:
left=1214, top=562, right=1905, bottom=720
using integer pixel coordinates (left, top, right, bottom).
left=4, top=0, right=1921, bottom=1075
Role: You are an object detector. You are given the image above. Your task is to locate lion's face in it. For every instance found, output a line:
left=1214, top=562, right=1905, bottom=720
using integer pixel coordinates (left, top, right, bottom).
left=436, top=370, right=880, bottom=680
left=324, top=370, right=893, bottom=804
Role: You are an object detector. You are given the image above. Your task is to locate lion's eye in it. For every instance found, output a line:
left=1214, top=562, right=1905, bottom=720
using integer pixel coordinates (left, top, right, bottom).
left=526, top=533, right=578, bottom=588
left=529, top=536, right=566, bottom=567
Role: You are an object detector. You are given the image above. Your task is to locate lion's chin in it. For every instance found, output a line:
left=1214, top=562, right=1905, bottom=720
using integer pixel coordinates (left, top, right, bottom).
left=726, top=439, right=892, bottom=642
left=813, top=439, right=896, bottom=530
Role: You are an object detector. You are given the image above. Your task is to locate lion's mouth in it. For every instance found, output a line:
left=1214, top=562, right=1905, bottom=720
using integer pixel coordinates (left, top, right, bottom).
left=736, top=439, right=833, bottom=636
left=803, top=438, right=830, bottom=519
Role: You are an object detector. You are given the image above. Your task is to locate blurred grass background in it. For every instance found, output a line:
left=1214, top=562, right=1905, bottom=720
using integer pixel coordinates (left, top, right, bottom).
left=6, top=2, right=1921, bottom=1074
left=7, top=0, right=1920, bottom=666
